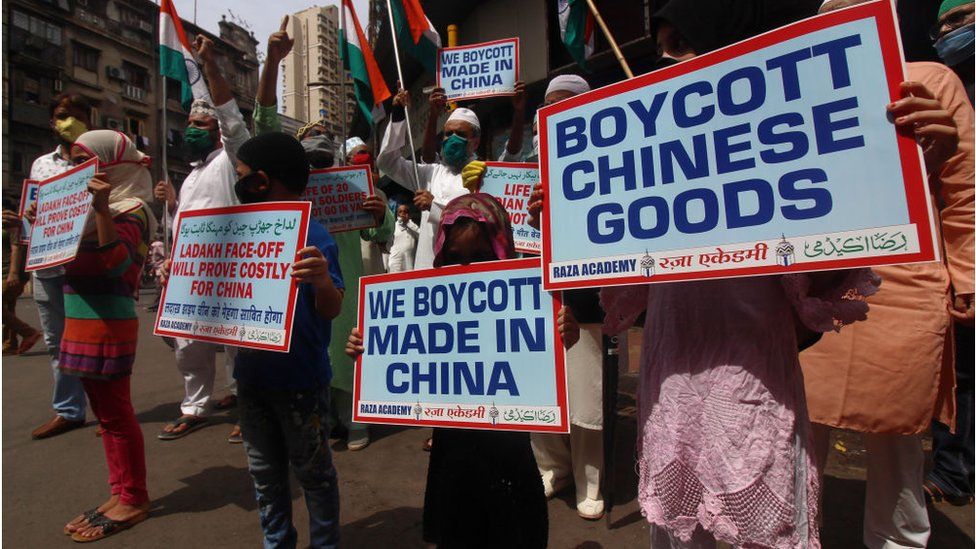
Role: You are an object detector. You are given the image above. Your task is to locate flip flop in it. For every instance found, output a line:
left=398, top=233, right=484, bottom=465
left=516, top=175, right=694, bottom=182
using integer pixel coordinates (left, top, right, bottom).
left=71, top=510, right=148, bottom=542
left=157, top=416, right=208, bottom=440
left=63, top=507, right=103, bottom=535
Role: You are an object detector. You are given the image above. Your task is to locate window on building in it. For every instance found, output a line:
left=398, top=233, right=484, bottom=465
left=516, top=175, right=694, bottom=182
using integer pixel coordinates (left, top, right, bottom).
left=122, top=62, right=149, bottom=90
left=127, top=116, right=145, bottom=137
left=23, top=76, right=41, bottom=104
left=14, top=10, right=63, bottom=45
left=165, top=77, right=181, bottom=100
left=90, top=106, right=100, bottom=128
left=73, top=42, right=100, bottom=72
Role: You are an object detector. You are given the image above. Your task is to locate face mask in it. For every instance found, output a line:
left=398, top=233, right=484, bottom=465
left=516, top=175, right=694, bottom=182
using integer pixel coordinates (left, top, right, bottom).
left=301, top=135, right=335, bottom=168
left=184, top=126, right=215, bottom=158
left=55, top=117, right=88, bottom=143
left=234, top=172, right=270, bottom=204
left=350, top=152, right=373, bottom=167
left=934, top=24, right=975, bottom=67
left=441, top=134, right=470, bottom=169
left=529, top=134, right=540, bottom=161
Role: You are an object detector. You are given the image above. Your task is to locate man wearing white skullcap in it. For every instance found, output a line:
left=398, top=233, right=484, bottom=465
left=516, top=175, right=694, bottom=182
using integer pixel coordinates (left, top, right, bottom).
left=376, top=88, right=483, bottom=269
left=498, top=74, right=590, bottom=162
left=154, top=34, right=250, bottom=441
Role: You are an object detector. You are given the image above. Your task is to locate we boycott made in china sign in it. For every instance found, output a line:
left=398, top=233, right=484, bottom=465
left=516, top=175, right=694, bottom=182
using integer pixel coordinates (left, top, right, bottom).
left=154, top=202, right=311, bottom=352
left=538, top=1, right=937, bottom=290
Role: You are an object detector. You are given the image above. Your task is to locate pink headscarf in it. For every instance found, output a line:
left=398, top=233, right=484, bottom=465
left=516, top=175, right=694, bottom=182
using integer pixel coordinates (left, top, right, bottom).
left=432, top=193, right=516, bottom=268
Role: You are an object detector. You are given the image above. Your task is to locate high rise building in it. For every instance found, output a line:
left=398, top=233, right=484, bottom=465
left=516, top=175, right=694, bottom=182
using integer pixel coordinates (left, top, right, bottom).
left=281, top=5, right=355, bottom=138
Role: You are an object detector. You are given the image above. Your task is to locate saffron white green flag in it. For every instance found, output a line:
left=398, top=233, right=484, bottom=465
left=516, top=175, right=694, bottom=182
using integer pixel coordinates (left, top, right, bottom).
left=557, top=0, right=595, bottom=70
left=341, top=0, right=392, bottom=126
left=159, top=0, right=211, bottom=110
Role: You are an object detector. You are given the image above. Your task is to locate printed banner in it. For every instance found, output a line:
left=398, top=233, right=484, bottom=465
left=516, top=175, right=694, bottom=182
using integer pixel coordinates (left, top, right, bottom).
left=302, top=166, right=376, bottom=234
left=481, top=162, right=541, bottom=254
left=25, top=158, right=97, bottom=271
left=437, top=38, right=519, bottom=101
left=154, top=202, right=311, bottom=352
left=18, top=179, right=40, bottom=245
left=354, top=258, right=569, bottom=433
left=538, top=1, right=937, bottom=290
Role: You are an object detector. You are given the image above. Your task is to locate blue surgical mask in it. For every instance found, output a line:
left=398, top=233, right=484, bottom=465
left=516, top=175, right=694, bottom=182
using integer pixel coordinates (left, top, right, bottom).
left=441, top=134, right=470, bottom=169
left=934, top=24, right=975, bottom=67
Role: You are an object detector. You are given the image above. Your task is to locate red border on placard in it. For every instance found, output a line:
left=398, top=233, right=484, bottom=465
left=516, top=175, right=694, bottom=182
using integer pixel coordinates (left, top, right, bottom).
left=483, top=161, right=541, bottom=255
left=305, top=165, right=377, bottom=233
left=18, top=179, right=40, bottom=245
left=436, top=37, right=521, bottom=101
left=538, top=1, right=935, bottom=291
left=24, top=157, right=99, bottom=271
left=352, top=257, right=569, bottom=433
left=152, top=201, right=311, bottom=353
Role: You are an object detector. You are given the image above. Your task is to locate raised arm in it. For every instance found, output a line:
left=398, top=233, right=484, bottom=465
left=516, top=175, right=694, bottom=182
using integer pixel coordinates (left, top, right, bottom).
left=421, top=87, right=446, bottom=163
left=253, top=16, right=293, bottom=136
left=194, top=35, right=249, bottom=160
left=376, top=89, right=434, bottom=191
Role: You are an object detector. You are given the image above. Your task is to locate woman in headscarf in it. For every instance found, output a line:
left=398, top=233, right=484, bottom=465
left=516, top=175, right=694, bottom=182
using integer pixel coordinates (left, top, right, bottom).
left=347, top=193, right=579, bottom=548
left=58, top=130, right=156, bottom=542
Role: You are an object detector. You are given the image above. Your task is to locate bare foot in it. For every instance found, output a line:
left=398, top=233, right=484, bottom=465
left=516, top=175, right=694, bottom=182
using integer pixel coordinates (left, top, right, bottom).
left=64, top=495, right=119, bottom=534
left=72, top=501, right=149, bottom=540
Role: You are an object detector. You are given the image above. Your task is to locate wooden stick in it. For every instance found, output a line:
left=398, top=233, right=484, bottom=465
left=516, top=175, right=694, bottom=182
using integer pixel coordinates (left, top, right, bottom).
left=583, top=0, right=634, bottom=79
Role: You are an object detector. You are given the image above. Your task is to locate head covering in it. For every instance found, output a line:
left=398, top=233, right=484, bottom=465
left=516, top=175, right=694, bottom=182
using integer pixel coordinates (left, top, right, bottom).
left=432, top=193, right=516, bottom=268
left=71, top=130, right=157, bottom=236
left=446, top=108, right=481, bottom=131
left=345, top=136, right=366, bottom=152
left=237, top=132, right=311, bottom=193
left=189, top=99, right=217, bottom=119
left=652, top=0, right=820, bottom=54
left=940, top=0, right=972, bottom=17
left=296, top=119, right=327, bottom=141
left=545, top=74, right=591, bottom=98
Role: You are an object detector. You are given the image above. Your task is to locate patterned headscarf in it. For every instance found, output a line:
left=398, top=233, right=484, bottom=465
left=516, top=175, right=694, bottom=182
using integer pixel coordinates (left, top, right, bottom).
left=71, top=130, right=157, bottom=236
left=432, top=193, right=516, bottom=267
left=189, top=99, right=217, bottom=119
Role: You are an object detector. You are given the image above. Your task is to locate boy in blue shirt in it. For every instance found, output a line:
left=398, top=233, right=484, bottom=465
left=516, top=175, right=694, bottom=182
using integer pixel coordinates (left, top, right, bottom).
left=232, top=132, right=345, bottom=548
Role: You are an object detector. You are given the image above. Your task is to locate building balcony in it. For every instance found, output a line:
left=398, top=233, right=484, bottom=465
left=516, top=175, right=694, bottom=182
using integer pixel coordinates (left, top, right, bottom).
left=122, top=84, right=148, bottom=103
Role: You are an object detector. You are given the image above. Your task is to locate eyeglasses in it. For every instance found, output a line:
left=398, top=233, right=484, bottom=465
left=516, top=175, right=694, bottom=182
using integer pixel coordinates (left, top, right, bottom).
left=930, top=9, right=972, bottom=40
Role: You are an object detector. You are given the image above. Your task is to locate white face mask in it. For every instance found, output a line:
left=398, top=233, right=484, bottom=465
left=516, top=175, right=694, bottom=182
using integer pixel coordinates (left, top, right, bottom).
left=531, top=134, right=540, bottom=159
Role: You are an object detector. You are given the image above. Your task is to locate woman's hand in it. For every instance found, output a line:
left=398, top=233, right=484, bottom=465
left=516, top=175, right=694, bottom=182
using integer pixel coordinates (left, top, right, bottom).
left=461, top=160, right=486, bottom=193
left=345, top=327, right=365, bottom=358
left=888, top=81, right=959, bottom=176
left=88, top=173, right=112, bottom=214
left=25, top=203, right=37, bottom=225
left=362, top=194, right=388, bottom=225
left=527, top=183, right=544, bottom=229
left=558, top=306, right=579, bottom=350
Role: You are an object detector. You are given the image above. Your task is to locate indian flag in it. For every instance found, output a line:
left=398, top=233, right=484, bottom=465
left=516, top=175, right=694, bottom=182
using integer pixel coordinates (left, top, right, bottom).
left=388, top=0, right=441, bottom=74
left=341, top=0, right=392, bottom=126
left=159, top=0, right=211, bottom=110
left=558, top=0, right=595, bottom=70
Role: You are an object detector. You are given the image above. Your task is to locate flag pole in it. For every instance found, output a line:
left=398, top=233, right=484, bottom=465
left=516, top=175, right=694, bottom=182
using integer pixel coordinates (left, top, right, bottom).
left=159, top=63, right=170, bottom=255
left=384, top=0, right=422, bottom=189
left=583, top=0, right=633, bottom=78
left=339, top=0, right=349, bottom=166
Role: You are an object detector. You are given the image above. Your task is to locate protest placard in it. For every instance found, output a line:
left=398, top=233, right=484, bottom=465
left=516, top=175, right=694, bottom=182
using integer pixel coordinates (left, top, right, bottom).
left=25, top=158, right=97, bottom=271
left=437, top=38, right=519, bottom=101
left=18, top=179, right=40, bottom=245
left=154, top=202, right=311, bottom=352
left=354, top=257, right=569, bottom=433
left=302, top=165, right=376, bottom=234
left=481, top=162, right=541, bottom=254
left=538, top=1, right=937, bottom=290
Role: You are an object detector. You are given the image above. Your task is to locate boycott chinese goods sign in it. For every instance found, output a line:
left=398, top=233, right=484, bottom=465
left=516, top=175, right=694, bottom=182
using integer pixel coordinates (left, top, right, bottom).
left=154, top=202, right=311, bottom=352
left=481, top=162, right=541, bottom=254
left=354, top=258, right=569, bottom=433
left=538, top=1, right=937, bottom=290
left=437, top=38, right=519, bottom=101
left=25, top=158, right=97, bottom=271
left=302, top=165, right=376, bottom=233
left=18, top=179, right=40, bottom=245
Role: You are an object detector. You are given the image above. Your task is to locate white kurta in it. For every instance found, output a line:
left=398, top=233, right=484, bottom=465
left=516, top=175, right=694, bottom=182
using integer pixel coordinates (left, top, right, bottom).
left=389, top=219, right=419, bottom=273
left=377, top=119, right=469, bottom=270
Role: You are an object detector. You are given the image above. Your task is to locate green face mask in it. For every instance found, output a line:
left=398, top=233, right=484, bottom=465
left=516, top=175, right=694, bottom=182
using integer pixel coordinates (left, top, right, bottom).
left=441, top=134, right=470, bottom=169
left=183, top=126, right=215, bottom=157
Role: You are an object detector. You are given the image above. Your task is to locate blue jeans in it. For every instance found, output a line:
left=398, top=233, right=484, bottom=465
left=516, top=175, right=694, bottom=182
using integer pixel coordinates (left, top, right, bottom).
left=33, top=274, right=86, bottom=422
left=929, top=325, right=974, bottom=498
left=239, top=382, right=340, bottom=549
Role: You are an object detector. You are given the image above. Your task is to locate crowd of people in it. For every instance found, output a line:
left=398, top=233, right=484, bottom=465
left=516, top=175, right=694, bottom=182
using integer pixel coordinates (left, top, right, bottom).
left=1, top=0, right=973, bottom=547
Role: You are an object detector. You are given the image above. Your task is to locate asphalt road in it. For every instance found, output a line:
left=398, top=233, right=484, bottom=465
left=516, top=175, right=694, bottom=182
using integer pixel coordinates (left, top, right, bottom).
left=2, top=291, right=972, bottom=547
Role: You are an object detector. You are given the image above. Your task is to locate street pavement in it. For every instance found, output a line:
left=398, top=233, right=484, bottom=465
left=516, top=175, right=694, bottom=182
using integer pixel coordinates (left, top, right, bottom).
left=2, top=291, right=973, bottom=547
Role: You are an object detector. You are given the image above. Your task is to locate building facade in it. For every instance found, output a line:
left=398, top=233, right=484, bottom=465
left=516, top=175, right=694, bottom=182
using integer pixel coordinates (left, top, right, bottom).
left=3, top=0, right=259, bottom=205
left=281, top=5, right=355, bottom=138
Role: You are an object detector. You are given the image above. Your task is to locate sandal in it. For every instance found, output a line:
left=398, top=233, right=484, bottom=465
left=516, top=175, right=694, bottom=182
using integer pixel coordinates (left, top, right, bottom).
left=157, top=416, right=208, bottom=440
left=924, top=478, right=974, bottom=506
left=63, top=508, right=103, bottom=535
left=71, top=510, right=148, bottom=542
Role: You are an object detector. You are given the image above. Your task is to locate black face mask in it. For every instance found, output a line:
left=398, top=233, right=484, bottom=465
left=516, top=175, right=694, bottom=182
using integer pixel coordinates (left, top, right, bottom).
left=651, top=56, right=680, bottom=72
left=235, top=172, right=270, bottom=204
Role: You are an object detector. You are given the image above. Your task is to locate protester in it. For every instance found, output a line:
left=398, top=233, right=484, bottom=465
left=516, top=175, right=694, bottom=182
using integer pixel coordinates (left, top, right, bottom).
left=346, top=193, right=579, bottom=547
left=2, top=207, right=41, bottom=355
left=376, top=89, right=481, bottom=269
left=154, top=35, right=247, bottom=441
left=144, top=237, right=166, bottom=312
left=932, top=0, right=974, bottom=103
left=388, top=204, right=419, bottom=273
left=253, top=19, right=394, bottom=452
left=214, top=131, right=343, bottom=547
left=56, top=129, right=156, bottom=541
left=797, top=1, right=976, bottom=546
